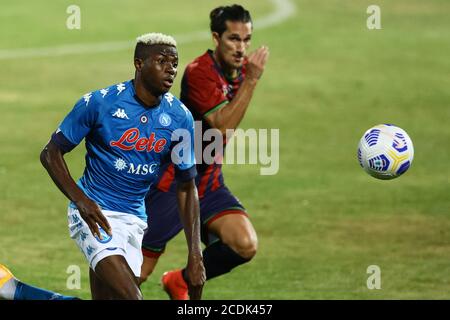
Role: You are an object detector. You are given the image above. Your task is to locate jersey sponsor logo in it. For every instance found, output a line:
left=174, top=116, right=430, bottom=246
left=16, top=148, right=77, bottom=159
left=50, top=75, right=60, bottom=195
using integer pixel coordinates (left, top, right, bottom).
left=127, top=162, right=158, bottom=175
left=114, top=158, right=127, bottom=171
left=83, top=92, right=92, bottom=106
left=140, top=115, right=148, bottom=123
left=159, top=113, right=171, bottom=127
left=113, top=157, right=158, bottom=176
left=110, top=128, right=167, bottom=153
left=112, top=108, right=129, bottom=119
left=165, top=92, right=174, bottom=106
left=116, top=83, right=126, bottom=95
left=100, top=88, right=109, bottom=98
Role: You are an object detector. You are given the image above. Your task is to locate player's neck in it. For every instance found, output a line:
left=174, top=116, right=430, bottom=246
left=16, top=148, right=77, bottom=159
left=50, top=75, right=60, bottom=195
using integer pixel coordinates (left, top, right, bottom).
left=133, top=78, right=161, bottom=107
left=213, top=50, right=238, bottom=80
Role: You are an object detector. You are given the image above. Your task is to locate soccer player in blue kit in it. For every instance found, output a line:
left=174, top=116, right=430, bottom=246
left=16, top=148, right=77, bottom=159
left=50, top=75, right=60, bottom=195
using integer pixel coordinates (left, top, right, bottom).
left=0, top=33, right=205, bottom=300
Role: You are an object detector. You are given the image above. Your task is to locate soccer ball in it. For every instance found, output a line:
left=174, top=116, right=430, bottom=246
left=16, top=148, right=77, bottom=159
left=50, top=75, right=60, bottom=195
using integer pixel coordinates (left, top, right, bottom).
left=357, top=124, right=414, bottom=180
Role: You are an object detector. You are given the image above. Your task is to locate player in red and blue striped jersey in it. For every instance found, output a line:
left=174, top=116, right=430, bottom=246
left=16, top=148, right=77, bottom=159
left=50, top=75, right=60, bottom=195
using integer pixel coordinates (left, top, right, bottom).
left=140, top=5, right=269, bottom=299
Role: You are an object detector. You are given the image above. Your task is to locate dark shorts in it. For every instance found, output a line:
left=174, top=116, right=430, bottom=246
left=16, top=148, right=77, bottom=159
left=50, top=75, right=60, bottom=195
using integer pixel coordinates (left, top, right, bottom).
left=142, top=185, right=246, bottom=257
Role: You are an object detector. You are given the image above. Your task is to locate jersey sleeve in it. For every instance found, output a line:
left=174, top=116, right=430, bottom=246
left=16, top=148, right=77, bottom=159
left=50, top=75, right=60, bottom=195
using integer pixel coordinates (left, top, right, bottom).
left=50, top=93, right=100, bottom=152
left=182, top=68, right=228, bottom=117
left=170, top=105, right=197, bottom=182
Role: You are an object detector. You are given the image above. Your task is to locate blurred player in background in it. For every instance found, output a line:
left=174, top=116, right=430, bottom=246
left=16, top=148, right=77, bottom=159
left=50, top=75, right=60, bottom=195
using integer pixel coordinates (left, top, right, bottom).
left=1, top=33, right=205, bottom=301
left=140, top=5, right=269, bottom=299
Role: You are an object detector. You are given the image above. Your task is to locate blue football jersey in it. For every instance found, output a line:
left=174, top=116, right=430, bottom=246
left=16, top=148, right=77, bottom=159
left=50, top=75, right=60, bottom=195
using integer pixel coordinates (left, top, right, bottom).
left=51, top=80, right=196, bottom=221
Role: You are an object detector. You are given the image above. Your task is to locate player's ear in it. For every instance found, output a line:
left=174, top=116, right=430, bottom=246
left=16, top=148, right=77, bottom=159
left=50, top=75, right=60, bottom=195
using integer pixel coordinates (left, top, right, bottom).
left=134, top=58, right=144, bottom=71
left=212, top=32, right=220, bottom=47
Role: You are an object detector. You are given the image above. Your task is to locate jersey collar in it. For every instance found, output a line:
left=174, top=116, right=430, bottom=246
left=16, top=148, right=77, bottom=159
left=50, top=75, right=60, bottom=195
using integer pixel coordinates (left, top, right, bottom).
left=130, top=79, right=162, bottom=109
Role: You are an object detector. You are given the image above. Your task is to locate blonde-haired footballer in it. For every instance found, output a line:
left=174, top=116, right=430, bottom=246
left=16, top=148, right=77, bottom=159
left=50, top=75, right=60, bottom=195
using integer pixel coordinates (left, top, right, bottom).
left=0, top=33, right=205, bottom=300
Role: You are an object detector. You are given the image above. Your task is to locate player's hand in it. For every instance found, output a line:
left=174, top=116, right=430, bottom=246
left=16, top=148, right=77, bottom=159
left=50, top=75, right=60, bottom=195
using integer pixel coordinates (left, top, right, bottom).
left=186, top=252, right=206, bottom=300
left=74, top=196, right=112, bottom=240
left=246, top=46, right=270, bottom=81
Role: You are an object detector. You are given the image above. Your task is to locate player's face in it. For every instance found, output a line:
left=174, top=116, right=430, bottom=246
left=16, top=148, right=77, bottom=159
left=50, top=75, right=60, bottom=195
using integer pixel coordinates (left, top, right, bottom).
left=138, top=45, right=178, bottom=96
left=213, top=21, right=252, bottom=70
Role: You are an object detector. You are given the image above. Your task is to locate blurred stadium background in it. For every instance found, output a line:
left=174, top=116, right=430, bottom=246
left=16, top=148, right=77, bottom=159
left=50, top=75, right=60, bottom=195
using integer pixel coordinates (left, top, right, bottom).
left=0, top=0, right=449, bottom=299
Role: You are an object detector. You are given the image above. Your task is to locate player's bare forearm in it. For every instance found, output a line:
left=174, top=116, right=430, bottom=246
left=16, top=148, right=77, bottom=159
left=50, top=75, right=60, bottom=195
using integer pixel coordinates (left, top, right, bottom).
left=40, top=141, right=87, bottom=203
left=176, top=179, right=206, bottom=299
left=40, top=141, right=111, bottom=238
left=176, top=179, right=202, bottom=255
left=206, top=78, right=258, bottom=134
left=205, top=46, right=269, bottom=134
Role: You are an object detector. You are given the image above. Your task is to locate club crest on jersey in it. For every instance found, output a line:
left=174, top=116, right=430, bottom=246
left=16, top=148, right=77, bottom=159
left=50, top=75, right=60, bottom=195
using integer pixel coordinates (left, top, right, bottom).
left=110, top=128, right=167, bottom=153
left=159, top=113, right=171, bottom=127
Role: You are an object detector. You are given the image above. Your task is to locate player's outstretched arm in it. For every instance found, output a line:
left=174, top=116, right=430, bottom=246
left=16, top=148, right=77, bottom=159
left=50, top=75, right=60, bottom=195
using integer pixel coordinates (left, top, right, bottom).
left=40, top=141, right=111, bottom=240
left=176, top=179, right=206, bottom=300
left=205, top=46, right=270, bottom=134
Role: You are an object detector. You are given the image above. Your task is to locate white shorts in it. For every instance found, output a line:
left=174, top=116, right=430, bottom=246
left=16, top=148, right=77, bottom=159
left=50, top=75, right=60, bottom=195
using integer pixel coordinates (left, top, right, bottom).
left=68, top=207, right=147, bottom=277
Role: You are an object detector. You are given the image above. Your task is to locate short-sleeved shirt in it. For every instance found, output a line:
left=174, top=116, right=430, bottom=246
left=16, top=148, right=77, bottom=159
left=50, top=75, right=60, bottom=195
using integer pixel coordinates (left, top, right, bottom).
left=51, top=80, right=196, bottom=221
left=154, top=50, right=246, bottom=197
left=154, top=50, right=247, bottom=198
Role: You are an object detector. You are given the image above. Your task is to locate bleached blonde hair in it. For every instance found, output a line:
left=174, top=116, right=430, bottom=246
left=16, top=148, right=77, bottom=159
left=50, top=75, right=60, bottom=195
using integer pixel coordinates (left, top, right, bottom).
left=136, top=33, right=177, bottom=47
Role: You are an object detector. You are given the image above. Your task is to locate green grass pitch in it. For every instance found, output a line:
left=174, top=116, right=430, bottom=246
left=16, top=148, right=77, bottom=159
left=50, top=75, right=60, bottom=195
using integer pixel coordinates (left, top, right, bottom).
left=0, top=0, right=449, bottom=299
